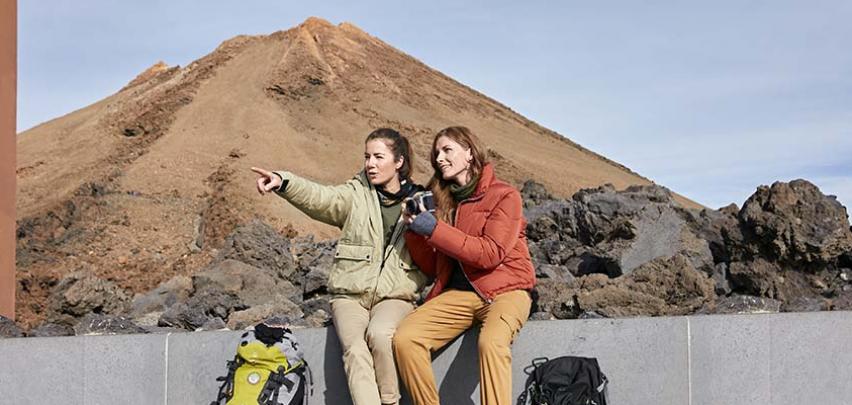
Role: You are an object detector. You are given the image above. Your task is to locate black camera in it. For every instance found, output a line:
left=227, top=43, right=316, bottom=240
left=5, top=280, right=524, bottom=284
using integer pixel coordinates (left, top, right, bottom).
left=405, top=191, right=436, bottom=215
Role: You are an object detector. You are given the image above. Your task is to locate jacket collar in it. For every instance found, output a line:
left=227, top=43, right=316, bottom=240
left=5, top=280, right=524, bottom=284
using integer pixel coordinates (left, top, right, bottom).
left=471, top=163, right=496, bottom=197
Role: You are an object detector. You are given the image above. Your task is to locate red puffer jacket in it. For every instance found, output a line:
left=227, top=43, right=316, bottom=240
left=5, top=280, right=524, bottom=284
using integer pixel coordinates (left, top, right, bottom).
left=405, top=164, right=536, bottom=302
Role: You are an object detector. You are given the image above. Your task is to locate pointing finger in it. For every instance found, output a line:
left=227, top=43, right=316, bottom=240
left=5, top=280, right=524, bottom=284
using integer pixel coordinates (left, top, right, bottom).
left=250, top=167, right=273, bottom=178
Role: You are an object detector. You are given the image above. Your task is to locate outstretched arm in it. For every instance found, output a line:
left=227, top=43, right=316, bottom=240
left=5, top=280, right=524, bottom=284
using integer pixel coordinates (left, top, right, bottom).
left=251, top=166, right=354, bottom=228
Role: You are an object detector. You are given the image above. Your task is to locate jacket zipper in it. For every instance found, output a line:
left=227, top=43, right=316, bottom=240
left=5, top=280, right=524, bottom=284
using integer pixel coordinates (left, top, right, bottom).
left=453, top=197, right=492, bottom=304
left=368, top=194, right=406, bottom=309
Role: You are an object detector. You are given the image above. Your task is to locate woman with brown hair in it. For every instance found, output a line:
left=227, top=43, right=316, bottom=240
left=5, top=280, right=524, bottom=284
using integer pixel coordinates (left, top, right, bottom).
left=393, top=126, right=536, bottom=405
left=252, top=128, right=427, bottom=405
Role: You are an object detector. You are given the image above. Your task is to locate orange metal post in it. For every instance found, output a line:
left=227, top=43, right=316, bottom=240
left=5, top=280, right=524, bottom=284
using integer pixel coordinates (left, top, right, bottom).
left=0, top=0, right=18, bottom=319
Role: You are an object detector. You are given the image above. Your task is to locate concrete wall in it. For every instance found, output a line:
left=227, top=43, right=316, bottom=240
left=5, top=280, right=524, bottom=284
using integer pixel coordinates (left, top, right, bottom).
left=1, top=312, right=850, bottom=404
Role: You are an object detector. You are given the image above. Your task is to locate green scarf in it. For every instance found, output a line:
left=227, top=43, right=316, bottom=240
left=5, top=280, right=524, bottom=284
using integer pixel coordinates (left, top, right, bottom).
left=449, top=173, right=481, bottom=202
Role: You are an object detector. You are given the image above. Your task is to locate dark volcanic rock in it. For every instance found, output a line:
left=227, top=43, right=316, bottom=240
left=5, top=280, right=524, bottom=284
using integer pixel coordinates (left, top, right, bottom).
left=158, top=303, right=210, bottom=330
left=739, top=180, right=852, bottom=268
left=831, top=291, right=852, bottom=310
left=576, top=254, right=716, bottom=317
left=47, top=271, right=132, bottom=324
left=531, top=279, right=580, bottom=320
left=226, top=296, right=303, bottom=330
left=0, top=316, right=24, bottom=338
left=199, top=317, right=227, bottom=331
left=521, top=180, right=555, bottom=209
left=728, top=259, right=783, bottom=297
left=194, top=259, right=301, bottom=306
left=293, top=237, right=336, bottom=296
left=74, top=314, right=147, bottom=335
left=526, top=184, right=714, bottom=278
left=782, top=296, right=829, bottom=312
left=130, top=275, right=192, bottom=316
left=215, top=220, right=297, bottom=281
left=28, top=322, right=74, bottom=337
left=711, top=263, right=732, bottom=296
left=158, top=290, right=246, bottom=330
left=704, top=295, right=782, bottom=314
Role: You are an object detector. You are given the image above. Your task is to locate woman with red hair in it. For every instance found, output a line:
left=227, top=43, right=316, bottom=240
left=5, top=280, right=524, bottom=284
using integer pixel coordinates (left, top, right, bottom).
left=393, top=126, right=536, bottom=405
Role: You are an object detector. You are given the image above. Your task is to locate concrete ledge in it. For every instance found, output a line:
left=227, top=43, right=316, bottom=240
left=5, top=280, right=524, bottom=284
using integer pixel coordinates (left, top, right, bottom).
left=1, top=312, right=850, bottom=404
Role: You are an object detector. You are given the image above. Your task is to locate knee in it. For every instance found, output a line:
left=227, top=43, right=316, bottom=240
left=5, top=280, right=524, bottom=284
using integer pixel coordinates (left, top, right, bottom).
left=477, top=331, right=510, bottom=355
left=391, top=324, right=418, bottom=353
left=365, top=326, right=393, bottom=350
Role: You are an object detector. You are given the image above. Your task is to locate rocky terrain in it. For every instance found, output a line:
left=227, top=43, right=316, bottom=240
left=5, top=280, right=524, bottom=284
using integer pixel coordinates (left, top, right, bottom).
left=4, top=177, right=850, bottom=337
left=10, top=17, right=850, bottom=336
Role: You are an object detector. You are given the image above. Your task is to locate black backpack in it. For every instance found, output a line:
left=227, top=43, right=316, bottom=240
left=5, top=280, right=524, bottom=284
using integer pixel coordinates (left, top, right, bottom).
left=518, top=356, right=608, bottom=405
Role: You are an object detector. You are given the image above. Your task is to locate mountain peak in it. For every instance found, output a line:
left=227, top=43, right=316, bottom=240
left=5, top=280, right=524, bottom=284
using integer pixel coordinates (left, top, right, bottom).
left=300, top=16, right=335, bottom=30
left=14, top=18, right=697, bottom=327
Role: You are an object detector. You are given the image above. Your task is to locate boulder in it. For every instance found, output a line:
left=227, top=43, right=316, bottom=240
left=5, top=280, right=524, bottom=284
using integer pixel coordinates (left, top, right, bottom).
left=215, top=220, right=297, bottom=281
left=226, top=297, right=304, bottom=330
left=158, top=290, right=245, bottom=330
left=73, top=314, right=147, bottom=335
left=129, top=275, right=192, bottom=316
left=193, top=259, right=301, bottom=306
left=0, top=316, right=24, bottom=338
left=47, top=271, right=131, bottom=324
left=575, top=254, right=716, bottom=317
left=28, top=322, right=74, bottom=337
left=293, top=237, right=336, bottom=296
left=739, top=179, right=852, bottom=268
left=525, top=184, right=714, bottom=278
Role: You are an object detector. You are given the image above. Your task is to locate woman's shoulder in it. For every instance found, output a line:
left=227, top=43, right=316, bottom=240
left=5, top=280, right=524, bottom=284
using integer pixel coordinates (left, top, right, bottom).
left=484, top=178, right=520, bottom=199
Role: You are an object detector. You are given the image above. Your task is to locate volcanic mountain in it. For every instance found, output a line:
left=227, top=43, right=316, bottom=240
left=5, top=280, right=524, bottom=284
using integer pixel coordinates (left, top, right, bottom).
left=15, top=17, right=696, bottom=327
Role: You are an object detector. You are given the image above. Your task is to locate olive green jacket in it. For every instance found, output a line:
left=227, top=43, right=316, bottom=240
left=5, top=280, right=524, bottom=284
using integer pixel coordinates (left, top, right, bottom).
left=273, top=170, right=427, bottom=308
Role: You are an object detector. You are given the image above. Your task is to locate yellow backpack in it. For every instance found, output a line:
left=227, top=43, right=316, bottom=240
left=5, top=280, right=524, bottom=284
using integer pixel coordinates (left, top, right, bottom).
left=212, top=322, right=312, bottom=405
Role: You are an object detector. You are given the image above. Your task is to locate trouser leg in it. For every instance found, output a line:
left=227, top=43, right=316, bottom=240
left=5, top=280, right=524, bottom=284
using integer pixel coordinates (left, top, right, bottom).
left=393, top=290, right=481, bottom=405
left=365, top=299, right=415, bottom=404
left=331, top=298, right=380, bottom=405
left=475, top=290, right=532, bottom=405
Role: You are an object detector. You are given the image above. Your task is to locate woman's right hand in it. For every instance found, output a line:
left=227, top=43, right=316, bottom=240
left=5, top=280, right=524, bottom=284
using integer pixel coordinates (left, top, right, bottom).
left=251, top=167, right=283, bottom=195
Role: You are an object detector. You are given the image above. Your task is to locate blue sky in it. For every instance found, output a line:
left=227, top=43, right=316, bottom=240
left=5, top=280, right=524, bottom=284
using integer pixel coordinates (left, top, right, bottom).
left=18, top=1, right=852, bottom=210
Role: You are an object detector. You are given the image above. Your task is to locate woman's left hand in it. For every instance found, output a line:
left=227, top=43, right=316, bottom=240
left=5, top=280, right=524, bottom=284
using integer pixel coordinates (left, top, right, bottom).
left=402, top=198, right=417, bottom=225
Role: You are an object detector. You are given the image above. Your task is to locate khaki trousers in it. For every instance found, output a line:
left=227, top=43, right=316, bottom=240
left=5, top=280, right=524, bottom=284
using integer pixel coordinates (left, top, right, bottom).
left=331, top=297, right=414, bottom=405
left=393, top=289, right=532, bottom=405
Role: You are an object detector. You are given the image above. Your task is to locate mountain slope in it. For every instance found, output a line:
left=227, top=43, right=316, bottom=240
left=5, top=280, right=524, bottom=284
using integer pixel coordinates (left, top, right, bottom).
left=15, top=17, right=696, bottom=327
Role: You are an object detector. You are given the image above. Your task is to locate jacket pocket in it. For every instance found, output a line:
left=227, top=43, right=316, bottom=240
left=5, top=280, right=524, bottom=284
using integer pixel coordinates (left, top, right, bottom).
left=334, top=243, right=373, bottom=262
left=398, top=249, right=419, bottom=272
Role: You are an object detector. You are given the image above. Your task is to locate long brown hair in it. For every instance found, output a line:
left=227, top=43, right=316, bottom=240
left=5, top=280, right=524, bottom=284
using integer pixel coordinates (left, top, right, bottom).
left=428, top=126, right=489, bottom=222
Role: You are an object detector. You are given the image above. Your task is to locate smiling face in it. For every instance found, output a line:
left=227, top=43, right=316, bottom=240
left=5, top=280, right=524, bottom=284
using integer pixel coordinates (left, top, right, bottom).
left=434, top=136, right=473, bottom=185
left=364, top=139, right=403, bottom=190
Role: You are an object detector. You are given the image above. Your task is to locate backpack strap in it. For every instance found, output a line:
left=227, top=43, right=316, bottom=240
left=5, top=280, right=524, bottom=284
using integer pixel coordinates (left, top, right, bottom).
left=517, top=357, right=549, bottom=405
left=258, top=366, right=289, bottom=405
left=210, top=355, right=243, bottom=405
left=303, top=360, right=313, bottom=405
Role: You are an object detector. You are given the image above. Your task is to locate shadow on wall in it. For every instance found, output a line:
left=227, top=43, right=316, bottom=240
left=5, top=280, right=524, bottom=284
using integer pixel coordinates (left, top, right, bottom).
left=322, top=324, right=483, bottom=405
left=323, top=327, right=351, bottom=404
left=438, top=329, right=480, bottom=405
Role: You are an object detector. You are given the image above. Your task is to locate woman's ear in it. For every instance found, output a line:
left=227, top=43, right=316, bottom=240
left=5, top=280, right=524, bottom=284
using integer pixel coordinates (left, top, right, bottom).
left=395, top=156, right=404, bottom=170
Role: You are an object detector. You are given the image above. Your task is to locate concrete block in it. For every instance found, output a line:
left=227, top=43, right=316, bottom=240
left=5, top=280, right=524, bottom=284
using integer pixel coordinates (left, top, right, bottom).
left=512, top=317, right=690, bottom=405
left=689, top=313, right=771, bottom=405
left=166, top=330, right=242, bottom=404
left=769, top=311, right=852, bottom=405
left=0, top=336, right=84, bottom=404
left=83, top=333, right=168, bottom=405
